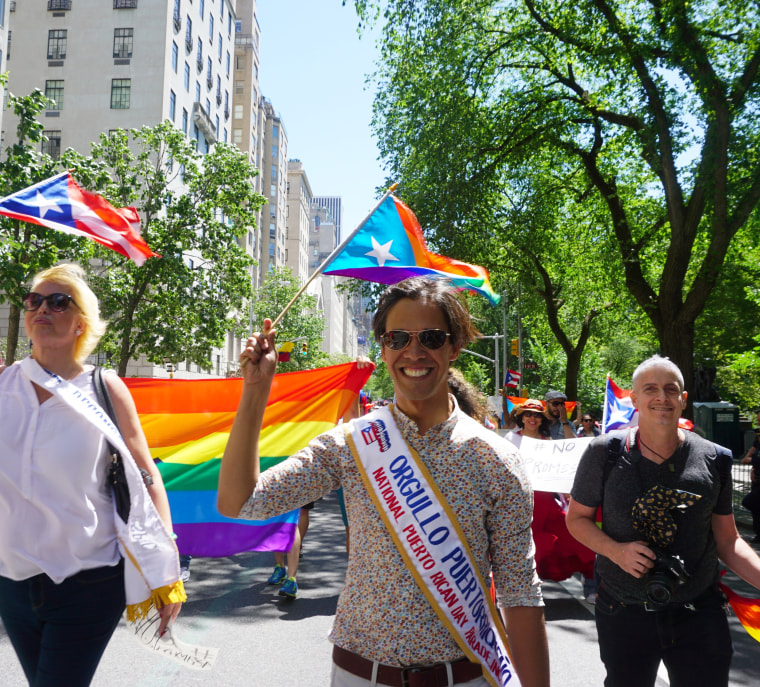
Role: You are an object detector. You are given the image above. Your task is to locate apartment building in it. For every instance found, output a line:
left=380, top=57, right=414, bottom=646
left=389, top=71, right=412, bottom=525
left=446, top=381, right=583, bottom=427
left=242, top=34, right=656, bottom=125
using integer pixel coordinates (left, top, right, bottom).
left=285, top=159, right=312, bottom=281
left=5, top=0, right=237, bottom=158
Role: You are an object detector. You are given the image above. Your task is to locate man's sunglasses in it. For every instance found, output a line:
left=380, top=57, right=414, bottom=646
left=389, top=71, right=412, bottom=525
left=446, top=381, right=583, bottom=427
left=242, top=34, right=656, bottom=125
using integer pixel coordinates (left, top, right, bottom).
left=381, top=329, right=451, bottom=351
left=22, top=292, right=79, bottom=313
left=549, top=400, right=565, bottom=407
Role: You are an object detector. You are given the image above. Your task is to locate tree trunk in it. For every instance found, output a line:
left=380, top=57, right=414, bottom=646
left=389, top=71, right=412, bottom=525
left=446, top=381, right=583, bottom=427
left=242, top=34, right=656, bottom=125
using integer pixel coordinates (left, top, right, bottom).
left=657, top=317, right=696, bottom=419
left=5, top=304, right=21, bottom=365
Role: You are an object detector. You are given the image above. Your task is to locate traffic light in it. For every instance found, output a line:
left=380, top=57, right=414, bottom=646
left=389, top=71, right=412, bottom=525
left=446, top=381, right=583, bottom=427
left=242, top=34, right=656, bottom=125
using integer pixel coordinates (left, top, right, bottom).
left=510, top=338, right=519, bottom=356
left=301, top=341, right=308, bottom=356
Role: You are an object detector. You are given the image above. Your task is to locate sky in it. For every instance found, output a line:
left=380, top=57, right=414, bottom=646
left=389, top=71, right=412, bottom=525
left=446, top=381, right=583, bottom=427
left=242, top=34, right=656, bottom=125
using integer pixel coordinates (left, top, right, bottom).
left=256, top=1, right=387, bottom=238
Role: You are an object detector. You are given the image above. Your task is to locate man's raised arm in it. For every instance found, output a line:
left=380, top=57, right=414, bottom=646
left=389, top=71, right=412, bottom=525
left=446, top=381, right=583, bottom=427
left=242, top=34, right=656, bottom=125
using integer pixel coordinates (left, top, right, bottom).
left=217, top=319, right=278, bottom=518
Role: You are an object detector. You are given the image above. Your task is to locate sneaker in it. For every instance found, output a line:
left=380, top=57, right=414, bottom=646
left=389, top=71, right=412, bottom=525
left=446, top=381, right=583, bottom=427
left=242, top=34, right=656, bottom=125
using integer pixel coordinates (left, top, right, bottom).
left=267, top=564, right=287, bottom=585
left=279, top=576, right=298, bottom=598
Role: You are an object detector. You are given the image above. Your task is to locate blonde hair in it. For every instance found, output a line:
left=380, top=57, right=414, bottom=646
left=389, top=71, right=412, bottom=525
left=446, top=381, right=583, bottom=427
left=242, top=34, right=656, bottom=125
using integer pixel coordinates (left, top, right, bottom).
left=30, top=263, right=108, bottom=364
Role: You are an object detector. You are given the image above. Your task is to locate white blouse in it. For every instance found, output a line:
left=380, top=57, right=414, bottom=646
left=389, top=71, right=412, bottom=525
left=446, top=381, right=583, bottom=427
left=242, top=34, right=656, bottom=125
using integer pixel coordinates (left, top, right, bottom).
left=0, top=363, right=120, bottom=582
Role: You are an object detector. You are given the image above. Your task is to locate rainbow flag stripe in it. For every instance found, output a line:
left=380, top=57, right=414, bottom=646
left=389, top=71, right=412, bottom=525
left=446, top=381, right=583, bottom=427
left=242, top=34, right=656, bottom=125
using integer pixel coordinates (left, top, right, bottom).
left=322, top=195, right=500, bottom=305
left=124, top=362, right=373, bottom=557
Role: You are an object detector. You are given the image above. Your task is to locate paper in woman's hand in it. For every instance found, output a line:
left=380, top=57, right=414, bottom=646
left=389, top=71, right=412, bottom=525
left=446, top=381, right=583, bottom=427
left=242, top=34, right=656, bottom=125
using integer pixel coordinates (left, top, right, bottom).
left=129, top=607, right=219, bottom=670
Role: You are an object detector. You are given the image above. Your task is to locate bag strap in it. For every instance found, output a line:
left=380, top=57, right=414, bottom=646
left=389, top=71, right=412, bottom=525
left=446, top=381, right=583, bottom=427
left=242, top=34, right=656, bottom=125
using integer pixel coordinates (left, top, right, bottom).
left=93, top=366, right=121, bottom=434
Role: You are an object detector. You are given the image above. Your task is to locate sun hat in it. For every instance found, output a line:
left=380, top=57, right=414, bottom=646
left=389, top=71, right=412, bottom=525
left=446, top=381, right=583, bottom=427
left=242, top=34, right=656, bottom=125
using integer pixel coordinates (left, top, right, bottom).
left=513, top=399, right=546, bottom=416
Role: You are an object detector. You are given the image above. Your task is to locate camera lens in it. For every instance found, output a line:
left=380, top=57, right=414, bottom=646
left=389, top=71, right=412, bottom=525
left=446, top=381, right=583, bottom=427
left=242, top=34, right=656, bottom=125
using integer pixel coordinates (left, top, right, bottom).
left=645, top=574, right=673, bottom=607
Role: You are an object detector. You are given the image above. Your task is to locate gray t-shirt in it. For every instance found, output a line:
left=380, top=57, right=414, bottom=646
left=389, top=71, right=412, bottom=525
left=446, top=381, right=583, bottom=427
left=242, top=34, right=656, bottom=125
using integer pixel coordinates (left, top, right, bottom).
left=571, top=429, right=733, bottom=604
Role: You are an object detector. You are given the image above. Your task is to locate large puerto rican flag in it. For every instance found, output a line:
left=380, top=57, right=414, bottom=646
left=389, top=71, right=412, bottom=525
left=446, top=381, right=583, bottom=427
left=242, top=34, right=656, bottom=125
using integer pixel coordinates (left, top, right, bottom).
left=602, top=374, right=638, bottom=433
left=0, top=171, right=159, bottom=265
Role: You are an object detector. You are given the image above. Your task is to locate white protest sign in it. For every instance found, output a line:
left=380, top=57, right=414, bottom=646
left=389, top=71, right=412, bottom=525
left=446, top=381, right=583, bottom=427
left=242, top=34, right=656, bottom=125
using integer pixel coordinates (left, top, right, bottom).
left=129, top=607, right=219, bottom=670
left=502, top=432, right=594, bottom=493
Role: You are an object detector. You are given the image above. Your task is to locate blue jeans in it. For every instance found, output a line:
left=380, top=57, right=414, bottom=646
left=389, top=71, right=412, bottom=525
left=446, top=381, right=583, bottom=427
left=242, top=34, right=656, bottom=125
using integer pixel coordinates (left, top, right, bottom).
left=0, top=560, right=125, bottom=687
left=594, top=583, right=733, bottom=687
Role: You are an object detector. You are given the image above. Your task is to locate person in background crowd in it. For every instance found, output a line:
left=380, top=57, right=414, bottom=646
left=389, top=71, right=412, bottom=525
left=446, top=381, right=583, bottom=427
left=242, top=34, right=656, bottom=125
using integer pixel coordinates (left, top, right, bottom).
left=544, top=390, right=577, bottom=439
left=576, top=413, right=601, bottom=438
left=218, top=277, right=549, bottom=687
left=0, top=263, right=184, bottom=687
left=567, top=355, right=760, bottom=687
left=509, top=400, right=596, bottom=601
left=510, top=399, right=551, bottom=439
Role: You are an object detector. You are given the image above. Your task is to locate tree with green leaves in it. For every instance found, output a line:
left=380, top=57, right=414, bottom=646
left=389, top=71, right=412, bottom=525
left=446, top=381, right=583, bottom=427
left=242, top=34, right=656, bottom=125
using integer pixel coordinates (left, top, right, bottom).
left=0, top=88, right=99, bottom=364
left=353, top=0, right=760, bottom=413
left=84, top=122, right=266, bottom=376
left=250, top=267, right=328, bottom=371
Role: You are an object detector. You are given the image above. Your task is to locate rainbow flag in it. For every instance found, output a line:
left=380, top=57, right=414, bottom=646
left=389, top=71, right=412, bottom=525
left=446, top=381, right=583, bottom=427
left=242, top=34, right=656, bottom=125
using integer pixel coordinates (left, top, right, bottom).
left=321, top=195, right=500, bottom=305
left=720, top=582, right=760, bottom=643
left=124, top=362, right=374, bottom=557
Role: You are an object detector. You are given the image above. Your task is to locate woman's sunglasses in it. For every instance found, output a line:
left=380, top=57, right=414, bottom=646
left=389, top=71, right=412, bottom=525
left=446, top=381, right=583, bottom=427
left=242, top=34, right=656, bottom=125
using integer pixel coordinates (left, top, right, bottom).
left=582, top=418, right=595, bottom=423
left=522, top=411, right=543, bottom=419
left=22, top=292, right=79, bottom=313
left=381, top=329, right=451, bottom=351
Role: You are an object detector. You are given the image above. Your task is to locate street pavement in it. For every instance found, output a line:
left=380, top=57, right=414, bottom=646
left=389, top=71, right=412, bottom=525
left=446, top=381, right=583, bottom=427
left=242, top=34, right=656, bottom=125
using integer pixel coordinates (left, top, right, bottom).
left=1, top=490, right=758, bottom=686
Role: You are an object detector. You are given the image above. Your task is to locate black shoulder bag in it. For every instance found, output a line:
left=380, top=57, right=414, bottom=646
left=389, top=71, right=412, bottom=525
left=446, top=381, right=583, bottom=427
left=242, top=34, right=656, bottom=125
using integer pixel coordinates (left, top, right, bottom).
left=93, top=366, right=131, bottom=523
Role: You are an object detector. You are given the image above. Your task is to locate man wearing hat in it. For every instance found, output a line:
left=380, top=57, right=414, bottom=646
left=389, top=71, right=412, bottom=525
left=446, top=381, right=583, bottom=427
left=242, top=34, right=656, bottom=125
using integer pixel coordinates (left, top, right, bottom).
left=544, top=390, right=577, bottom=440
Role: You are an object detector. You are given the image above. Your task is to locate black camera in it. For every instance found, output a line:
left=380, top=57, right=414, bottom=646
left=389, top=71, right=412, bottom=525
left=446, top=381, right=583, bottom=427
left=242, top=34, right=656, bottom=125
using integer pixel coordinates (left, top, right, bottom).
left=644, top=548, right=690, bottom=608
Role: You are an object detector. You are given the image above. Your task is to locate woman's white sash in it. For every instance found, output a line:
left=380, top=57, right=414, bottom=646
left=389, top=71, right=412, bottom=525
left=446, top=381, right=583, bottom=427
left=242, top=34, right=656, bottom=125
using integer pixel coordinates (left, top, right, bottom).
left=346, top=405, right=520, bottom=687
left=19, top=357, right=184, bottom=620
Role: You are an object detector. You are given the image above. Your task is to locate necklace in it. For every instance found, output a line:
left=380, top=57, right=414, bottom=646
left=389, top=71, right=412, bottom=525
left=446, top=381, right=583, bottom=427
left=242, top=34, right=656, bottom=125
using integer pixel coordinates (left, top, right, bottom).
left=638, top=434, right=680, bottom=472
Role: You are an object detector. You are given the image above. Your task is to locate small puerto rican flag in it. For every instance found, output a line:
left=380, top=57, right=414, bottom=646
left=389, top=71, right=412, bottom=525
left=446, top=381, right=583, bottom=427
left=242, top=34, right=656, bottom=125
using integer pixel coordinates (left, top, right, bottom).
left=602, top=374, right=638, bottom=433
left=504, top=369, right=522, bottom=389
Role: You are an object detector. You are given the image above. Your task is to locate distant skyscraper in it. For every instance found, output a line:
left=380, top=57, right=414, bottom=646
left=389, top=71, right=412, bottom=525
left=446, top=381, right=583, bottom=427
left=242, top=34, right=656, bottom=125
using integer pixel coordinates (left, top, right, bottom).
left=312, top=196, right=343, bottom=241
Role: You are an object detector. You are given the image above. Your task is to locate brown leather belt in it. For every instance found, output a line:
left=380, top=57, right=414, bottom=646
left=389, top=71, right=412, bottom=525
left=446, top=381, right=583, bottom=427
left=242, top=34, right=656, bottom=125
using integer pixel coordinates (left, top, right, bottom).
left=332, top=645, right=484, bottom=687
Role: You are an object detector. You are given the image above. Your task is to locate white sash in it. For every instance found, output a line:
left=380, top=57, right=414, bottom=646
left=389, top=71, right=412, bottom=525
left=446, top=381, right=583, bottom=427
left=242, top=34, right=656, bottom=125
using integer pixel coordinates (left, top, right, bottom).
left=19, top=357, right=184, bottom=621
left=346, top=405, right=520, bottom=687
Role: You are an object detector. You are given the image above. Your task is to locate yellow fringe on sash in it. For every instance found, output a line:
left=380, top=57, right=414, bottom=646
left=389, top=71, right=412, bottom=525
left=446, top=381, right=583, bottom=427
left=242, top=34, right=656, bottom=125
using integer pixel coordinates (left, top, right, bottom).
left=125, top=580, right=187, bottom=623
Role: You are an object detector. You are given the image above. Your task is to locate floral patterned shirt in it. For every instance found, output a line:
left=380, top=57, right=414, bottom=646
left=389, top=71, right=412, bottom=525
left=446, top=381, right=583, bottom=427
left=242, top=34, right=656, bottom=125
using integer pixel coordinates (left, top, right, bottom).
left=239, top=398, right=542, bottom=666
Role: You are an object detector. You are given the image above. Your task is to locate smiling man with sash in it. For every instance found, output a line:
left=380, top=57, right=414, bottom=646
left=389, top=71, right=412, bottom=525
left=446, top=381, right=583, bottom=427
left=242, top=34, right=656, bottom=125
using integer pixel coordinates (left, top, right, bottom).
left=219, top=277, right=549, bottom=687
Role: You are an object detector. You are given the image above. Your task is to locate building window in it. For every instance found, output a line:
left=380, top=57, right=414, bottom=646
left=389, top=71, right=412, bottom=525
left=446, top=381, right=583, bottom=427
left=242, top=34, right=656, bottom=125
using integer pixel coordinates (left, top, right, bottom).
left=234, top=80, right=243, bottom=96
left=233, top=103, right=242, bottom=119
left=47, top=29, right=66, bottom=60
left=195, top=81, right=200, bottom=102
left=196, top=36, right=202, bottom=71
left=45, top=80, right=64, bottom=110
left=110, top=79, right=131, bottom=109
left=169, top=90, right=176, bottom=121
left=208, top=15, right=213, bottom=42
left=184, top=62, right=190, bottom=91
left=47, top=0, right=72, bottom=9
left=113, top=28, right=133, bottom=58
left=233, top=128, right=242, bottom=144
left=199, top=0, right=204, bottom=18
left=171, top=41, right=178, bottom=72
left=182, top=107, right=188, bottom=133
left=173, top=0, right=181, bottom=27
left=206, top=56, right=212, bottom=87
left=185, top=17, right=192, bottom=51
left=113, top=0, right=138, bottom=8
left=42, top=130, right=61, bottom=159
left=218, top=37, right=222, bottom=62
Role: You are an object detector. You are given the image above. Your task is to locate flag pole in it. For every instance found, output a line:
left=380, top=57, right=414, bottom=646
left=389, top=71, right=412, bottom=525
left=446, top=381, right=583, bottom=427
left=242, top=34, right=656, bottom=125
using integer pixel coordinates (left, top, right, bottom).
left=241, top=183, right=398, bottom=368
left=268, top=182, right=398, bottom=330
